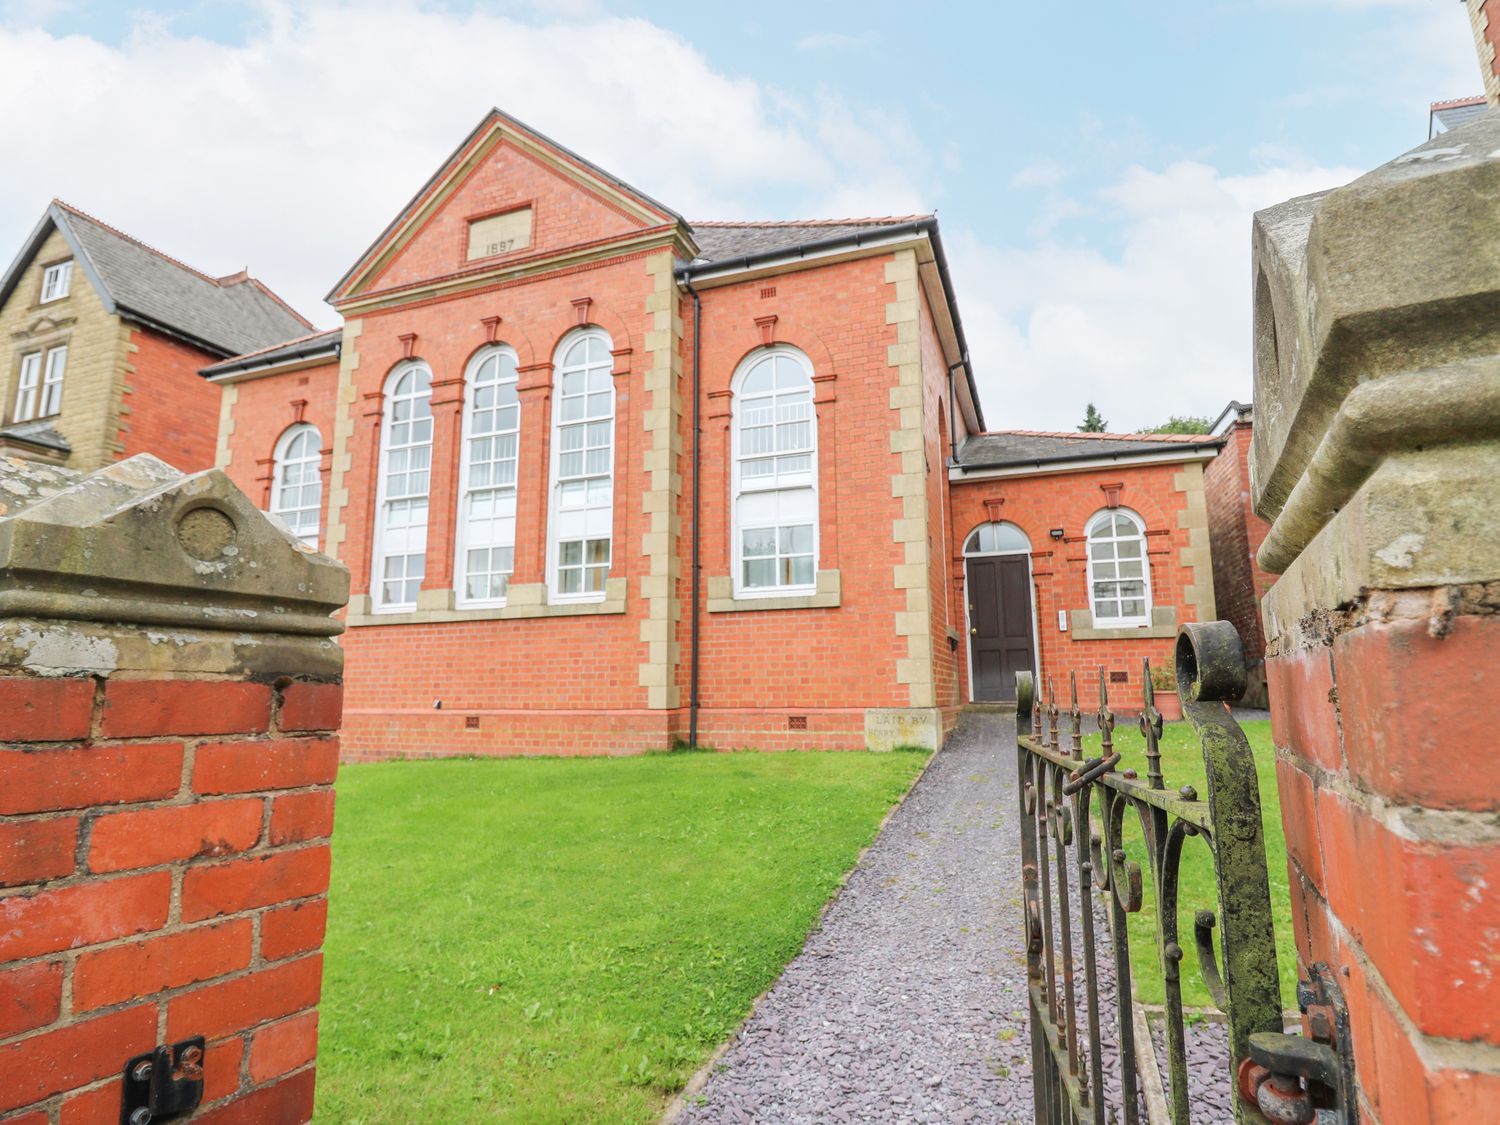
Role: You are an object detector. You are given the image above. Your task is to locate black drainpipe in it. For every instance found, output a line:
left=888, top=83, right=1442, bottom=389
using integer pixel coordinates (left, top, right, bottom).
left=680, top=271, right=703, bottom=750
left=947, top=356, right=966, bottom=463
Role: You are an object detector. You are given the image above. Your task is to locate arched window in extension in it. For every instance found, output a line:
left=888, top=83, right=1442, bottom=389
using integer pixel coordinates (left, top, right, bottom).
left=270, top=422, right=322, bottom=547
left=963, top=521, right=1030, bottom=556
left=372, top=362, right=433, bottom=610
left=732, top=346, right=817, bottom=594
left=456, top=346, right=520, bottom=605
left=1085, top=509, right=1152, bottom=626
left=548, top=329, right=615, bottom=599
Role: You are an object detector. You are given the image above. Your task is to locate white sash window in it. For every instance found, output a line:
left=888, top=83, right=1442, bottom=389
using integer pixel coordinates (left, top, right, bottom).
left=372, top=363, right=433, bottom=610
left=457, top=346, right=521, bottom=605
left=732, top=347, right=818, bottom=595
left=547, top=330, right=614, bottom=600
left=271, top=423, right=322, bottom=547
left=1086, top=509, right=1153, bottom=626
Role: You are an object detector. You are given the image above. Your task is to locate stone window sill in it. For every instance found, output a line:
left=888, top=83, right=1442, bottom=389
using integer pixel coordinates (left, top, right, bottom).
left=706, top=570, right=840, bottom=613
left=1068, top=605, right=1177, bottom=641
left=345, top=578, right=627, bottom=626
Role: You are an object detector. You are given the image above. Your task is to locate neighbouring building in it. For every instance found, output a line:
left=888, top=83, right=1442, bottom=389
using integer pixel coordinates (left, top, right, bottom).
left=1204, top=400, right=1276, bottom=706
left=213, top=108, right=1226, bottom=758
left=0, top=201, right=312, bottom=471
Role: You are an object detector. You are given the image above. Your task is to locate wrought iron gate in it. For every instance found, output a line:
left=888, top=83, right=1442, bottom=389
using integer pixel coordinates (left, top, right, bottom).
left=1015, top=622, right=1356, bottom=1124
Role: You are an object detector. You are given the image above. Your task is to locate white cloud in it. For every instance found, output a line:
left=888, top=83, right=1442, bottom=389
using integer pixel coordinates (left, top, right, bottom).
left=948, top=160, right=1364, bottom=433
left=1009, top=158, right=1067, bottom=189
left=0, top=4, right=933, bottom=325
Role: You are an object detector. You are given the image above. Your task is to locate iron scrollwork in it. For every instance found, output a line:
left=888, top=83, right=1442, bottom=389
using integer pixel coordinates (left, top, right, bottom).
left=1015, top=622, right=1284, bottom=1124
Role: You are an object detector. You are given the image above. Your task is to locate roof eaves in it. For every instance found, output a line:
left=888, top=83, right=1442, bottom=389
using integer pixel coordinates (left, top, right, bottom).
left=201, top=329, right=342, bottom=378
left=0, top=204, right=119, bottom=316
left=955, top=438, right=1225, bottom=473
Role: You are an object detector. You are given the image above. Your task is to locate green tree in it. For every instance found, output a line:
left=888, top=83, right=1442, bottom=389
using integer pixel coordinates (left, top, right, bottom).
left=1078, top=403, right=1108, bottom=432
left=1138, top=415, right=1214, bottom=435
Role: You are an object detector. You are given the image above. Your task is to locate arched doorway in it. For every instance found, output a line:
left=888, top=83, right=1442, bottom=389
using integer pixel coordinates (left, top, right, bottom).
left=963, top=521, right=1036, bottom=702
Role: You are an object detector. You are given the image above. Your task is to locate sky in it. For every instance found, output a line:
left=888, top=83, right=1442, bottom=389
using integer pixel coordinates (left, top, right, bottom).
left=0, top=0, right=1481, bottom=431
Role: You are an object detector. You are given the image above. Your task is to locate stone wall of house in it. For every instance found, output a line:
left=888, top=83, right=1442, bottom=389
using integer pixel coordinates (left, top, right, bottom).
left=0, top=454, right=347, bottom=1123
left=1252, top=113, right=1500, bottom=1121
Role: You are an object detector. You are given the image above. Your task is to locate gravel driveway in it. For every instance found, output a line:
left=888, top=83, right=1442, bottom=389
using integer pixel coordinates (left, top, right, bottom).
left=674, top=709, right=1037, bottom=1124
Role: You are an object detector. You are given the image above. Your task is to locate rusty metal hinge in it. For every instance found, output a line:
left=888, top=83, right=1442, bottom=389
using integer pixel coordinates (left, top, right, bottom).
left=1236, top=963, right=1357, bottom=1124
left=120, top=1038, right=205, bottom=1125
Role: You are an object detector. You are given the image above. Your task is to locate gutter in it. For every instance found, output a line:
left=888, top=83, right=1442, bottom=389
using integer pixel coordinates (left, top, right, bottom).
left=681, top=217, right=985, bottom=431
left=203, top=337, right=342, bottom=382
left=953, top=439, right=1224, bottom=475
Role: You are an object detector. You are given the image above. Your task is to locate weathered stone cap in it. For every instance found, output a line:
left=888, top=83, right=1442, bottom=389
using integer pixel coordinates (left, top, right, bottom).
left=1250, top=109, right=1500, bottom=540
left=0, top=454, right=348, bottom=636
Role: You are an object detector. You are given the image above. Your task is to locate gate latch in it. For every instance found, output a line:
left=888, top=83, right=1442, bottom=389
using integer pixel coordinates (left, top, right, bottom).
left=1236, top=963, right=1356, bottom=1124
left=120, top=1037, right=205, bottom=1125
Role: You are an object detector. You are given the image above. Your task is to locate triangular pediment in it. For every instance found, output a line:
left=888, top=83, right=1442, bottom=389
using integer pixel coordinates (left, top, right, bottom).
left=330, top=109, right=685, bottom=304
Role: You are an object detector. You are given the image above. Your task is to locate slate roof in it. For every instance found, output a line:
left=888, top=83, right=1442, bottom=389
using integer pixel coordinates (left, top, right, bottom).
left=0, top=202, right=314, bottom=358
left=956, top=429, right=1222, bottom=470
left=0, top=420, right=71, bottom=454
left=687, top=217, right=932, bottom=265
left=201, top=328, right=342, bottom=379
left=1431, top=96, right=1489, bottom=135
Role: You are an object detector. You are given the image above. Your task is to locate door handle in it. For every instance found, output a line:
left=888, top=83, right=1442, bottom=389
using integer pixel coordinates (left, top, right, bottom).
left=970, top=627, right=978, bottom=635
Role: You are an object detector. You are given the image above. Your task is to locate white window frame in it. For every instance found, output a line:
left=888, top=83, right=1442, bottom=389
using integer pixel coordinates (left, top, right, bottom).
left=1085, top=508, right=1154, bottom=627
left=370, top=361, right=434, bottom=612
left=730, top=345, right=819, bottom=598
left=39, top=345, right=66, bottom=417
left=270, top=422, right=323, bottom=548
left=40, top=261, right=72, bottom=304
left=455, top=345, right=521, bottom=608
left=546, top=328, right=615, bottom=603
left=13, top=351, right=42, bottom=422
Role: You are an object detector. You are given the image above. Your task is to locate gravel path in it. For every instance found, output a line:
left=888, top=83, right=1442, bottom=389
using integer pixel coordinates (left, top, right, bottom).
left=676, top=710, right=1037, bottom=1124
left=673, top=708, right=1258, bottom=1124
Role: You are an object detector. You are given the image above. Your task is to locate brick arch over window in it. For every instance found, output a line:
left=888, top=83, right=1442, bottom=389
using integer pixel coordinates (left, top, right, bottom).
left=544, top=304, right=635, bottom=374
left=722, top=320, right=838, bottom=388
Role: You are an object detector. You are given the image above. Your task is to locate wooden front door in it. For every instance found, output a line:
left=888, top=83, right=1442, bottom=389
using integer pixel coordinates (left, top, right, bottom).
left=967, top=555, right=1034, bottom=702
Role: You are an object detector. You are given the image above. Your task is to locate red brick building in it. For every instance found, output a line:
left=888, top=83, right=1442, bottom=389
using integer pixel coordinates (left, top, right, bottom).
left=214, top=109, right=1224, bottom=757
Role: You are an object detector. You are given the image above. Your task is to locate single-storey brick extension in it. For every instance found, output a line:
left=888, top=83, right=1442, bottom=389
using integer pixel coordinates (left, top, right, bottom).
left=211, top=109, right=1235, bottom=759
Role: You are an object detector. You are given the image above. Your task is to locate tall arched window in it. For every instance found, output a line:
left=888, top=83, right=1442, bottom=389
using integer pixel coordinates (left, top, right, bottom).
left=456, top=346, right=520, bottom=605
left=732, top=346, right=817, bottom=594
left=372, top=362, right=433, bottom=610
left=548, top=329, right=614, bottom=599
left=270, top=423, right=322, bottom=547
left=1086, top=509, right=1151, bottom=626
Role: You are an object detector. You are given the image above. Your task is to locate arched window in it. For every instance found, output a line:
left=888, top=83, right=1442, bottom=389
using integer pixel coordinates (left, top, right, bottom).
left=456, top=346, right=520, bottom=605
left=372, top=362, right=433, bottom=610
left=1086, top=509, right=1151, bottom=626
left=963, top=521, right=1030, bottom=555
left=270, top=423, right=322, bottom=547
left=732, top=346, right=817, bottom=594
left=548, top=329, right=614, bottom=599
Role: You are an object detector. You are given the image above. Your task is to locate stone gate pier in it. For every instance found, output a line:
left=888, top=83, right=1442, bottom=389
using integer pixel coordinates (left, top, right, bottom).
left=0, top=454, right=348, bottom=1122
left=1252, top=111, right=1500, bottom=1120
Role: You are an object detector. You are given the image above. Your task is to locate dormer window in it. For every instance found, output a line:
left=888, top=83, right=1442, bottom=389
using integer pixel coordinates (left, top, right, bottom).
left=40, top=261, right=72, bottom=303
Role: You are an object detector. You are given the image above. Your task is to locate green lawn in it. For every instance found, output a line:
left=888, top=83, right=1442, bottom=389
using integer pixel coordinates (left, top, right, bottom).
left=1081, top=720, right=1294, bottom=1012
left=317, top=749, right=929, bottom=1123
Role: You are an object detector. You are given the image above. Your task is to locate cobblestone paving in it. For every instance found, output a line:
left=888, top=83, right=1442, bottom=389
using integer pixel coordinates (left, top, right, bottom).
left=675, top=708, right=1253, bottom=1124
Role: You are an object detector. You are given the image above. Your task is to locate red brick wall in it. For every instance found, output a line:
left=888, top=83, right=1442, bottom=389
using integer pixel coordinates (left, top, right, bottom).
left=220, top=360, right=341, bottom=546
left=1268, top=590, right=1500, bottom=1121
left=949, top=459, right=1209, bottom=711
left=1204, top=419, right=1275, bottom=700
left=118, top=327, right=224, bottom=472
left=919, top=292, right=964, bottom=726
left=0, top=669, right=342, bottom=1122
left=682, top=255, right=913, bottom=721
left=370, top=138, right=652, bottom=294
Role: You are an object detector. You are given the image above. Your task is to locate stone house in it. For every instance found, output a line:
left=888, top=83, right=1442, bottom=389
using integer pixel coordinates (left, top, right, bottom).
left=210, top=108, right=1226, bottom=758
left=0, top=201, right=311, bottom=471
